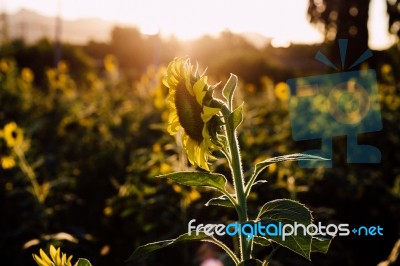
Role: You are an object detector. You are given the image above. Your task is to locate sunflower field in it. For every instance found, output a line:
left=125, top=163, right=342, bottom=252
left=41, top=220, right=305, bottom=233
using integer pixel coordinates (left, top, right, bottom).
left=0, top=31, right=399, bottom=266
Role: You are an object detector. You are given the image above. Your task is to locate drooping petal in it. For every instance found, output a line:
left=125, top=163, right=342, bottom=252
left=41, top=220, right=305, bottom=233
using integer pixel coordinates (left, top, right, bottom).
left=185, top=138, right=196, bottom=166
left=167, top=112, right=180, bottom=134
left=197, top=143, right=209, bottom=171
left=193, top=77, right=207, bottom=105
left=67, top=255, right=73, bottom=265
left=201, top=106, right=221, bottom=122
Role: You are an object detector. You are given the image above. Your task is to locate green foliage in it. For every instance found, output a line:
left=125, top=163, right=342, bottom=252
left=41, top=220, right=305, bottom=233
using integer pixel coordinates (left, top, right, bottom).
left=158, top=171, right=228, bottom=193
left=257, top=199, right=313, bottom=260
left=246, top=154, right=328, bottom=197
left=0, top=39, right=94, bottom=85
left=229, top=103, right=244, bottom=130
left=223, top=74, right=238, bottom=110
left=205, top=195, right=235, bottom=208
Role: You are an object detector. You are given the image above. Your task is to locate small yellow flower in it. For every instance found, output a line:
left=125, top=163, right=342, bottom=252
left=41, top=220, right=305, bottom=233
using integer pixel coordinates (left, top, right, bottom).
left=275, top=82, right=290, bottom=101
left=163, top=58, right=221, bottom=171
left=32, top=245, right=73, bottom=266
left=104, top=206, right=113, bottom=216
left=21, top=68, right=34, bottom=83
left=3, top=122, right=23, bottom=148
left=160, top=162, right=171, bottom=174
left=152, top=143, right=162, bottom=153
left=104, top=54, right=118, bottom=73
left=1, top=156, right=16, bottom=169
left=57, top=61, right=69, bottom=74
left=0, top=59, right=10, bottom=72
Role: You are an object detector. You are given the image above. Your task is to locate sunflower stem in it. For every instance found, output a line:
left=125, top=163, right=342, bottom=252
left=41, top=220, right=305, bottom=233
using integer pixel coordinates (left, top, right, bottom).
left=221, top=105, right=251, bottom=262
left=14, top=146, right=44, bottom=203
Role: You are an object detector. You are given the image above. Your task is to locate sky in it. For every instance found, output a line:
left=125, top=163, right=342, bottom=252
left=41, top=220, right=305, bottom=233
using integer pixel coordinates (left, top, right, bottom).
left=2, top=0, right=396, bottom=49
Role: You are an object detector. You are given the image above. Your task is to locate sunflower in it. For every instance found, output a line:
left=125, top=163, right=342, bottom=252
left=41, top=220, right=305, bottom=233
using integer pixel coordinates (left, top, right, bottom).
left=1, top=156, right=16, bottom=169
left=274, top=82, right=290, bottom=101
left=32, top=245, right=73, bottom=266
left=3, top=122, right=23, bottom=148
left=163, top=58, right=221, bottom=171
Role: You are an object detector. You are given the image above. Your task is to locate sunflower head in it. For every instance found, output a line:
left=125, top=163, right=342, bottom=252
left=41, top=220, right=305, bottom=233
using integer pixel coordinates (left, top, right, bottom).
left=3, top=122, right=23, bottom=148
left=163, top=58, right=222, bottom=171
left=1, top=156, right=16, bottom=169
left=32, top=245, right=73, bottom=266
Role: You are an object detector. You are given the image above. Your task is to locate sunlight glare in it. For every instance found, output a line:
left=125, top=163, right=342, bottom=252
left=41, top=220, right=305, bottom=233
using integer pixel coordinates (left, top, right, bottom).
left=140, top=23, right=160, bottom=36
left=271, top=38, right=291, bottom=48
left=5, top=0, right=393, bottom=47
left=369, top=0, right=395, bottom=49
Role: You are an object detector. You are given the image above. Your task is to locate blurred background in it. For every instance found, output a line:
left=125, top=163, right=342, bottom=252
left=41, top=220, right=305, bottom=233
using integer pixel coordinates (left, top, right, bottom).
left=0, top=0, right=399, bottom=265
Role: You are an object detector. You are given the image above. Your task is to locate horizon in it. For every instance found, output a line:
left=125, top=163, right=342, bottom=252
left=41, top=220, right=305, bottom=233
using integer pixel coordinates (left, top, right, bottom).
left=3, top=0, right=397, bottom=49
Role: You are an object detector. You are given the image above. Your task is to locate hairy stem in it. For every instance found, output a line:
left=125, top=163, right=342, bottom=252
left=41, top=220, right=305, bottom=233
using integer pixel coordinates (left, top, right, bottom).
left=221, top=105, right=251, bottom=262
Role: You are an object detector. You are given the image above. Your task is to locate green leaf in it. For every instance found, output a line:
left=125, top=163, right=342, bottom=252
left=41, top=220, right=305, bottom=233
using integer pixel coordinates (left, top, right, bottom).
left=246, top=154, right=328, bottom=196
left=252, top=180, right=268, bottom=188
left=264, top=226, right=312, bottom=260
left=257, top=199, right=313, bottom=260
left=222, top=74, right=238, bottom=110
left=253, top=236, right=271, bottom=247
left=74, top=258, right=92, bottom=266
left=257, top=199, right=312, bottom=223
left=127, top=233, right=206, bottom=262
left=311, top=236, right=333, bottom=254
left=238, top=259, right=264, bottom=266
left=205, top=195, right=235, bottom=208
left=228, top=103, right=244, bottom=130
left=158, top=171, right=227, bottom=194
left=126, top=232, right=239, bottom=264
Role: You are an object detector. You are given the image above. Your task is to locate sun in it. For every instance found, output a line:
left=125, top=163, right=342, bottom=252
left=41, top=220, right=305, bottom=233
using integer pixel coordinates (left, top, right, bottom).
left=140, top=23, right=160, bottom=36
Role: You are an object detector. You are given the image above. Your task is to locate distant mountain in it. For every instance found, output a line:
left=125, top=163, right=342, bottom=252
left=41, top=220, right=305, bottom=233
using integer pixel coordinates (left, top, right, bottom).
left=7, top=8, right=114, bottom=44
left=4, top=8, right=272, bottom=47
left=239, top=32, right=272, bottom=49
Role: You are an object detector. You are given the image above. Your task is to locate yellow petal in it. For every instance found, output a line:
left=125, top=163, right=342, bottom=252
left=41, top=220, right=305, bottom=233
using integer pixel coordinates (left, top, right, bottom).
left=39, top=249, right=53, bottom=265
left=185, top=75, right=194, bottom=96
left=193, top=77, right=207, bottom=105
left=201, top=106, right=220, bottom=122
left=67, top=255, right=73, bottom=265
left=185, top=138, right=196, bottom=165
left=54, top=248, right=61, bottom=265
left=162, top=77, right=169, bottom=88
left=49, top=246, right=57, bottom=262
left=61, top=253, right=67, bottom=265
left=194, top=144, right=201, bottom=165
left=167, top=112, right=180, bottom=135
left=197, top=143, right=209, bottom=171
left=202, top=128, right=216, bottom=153
left=32, top=254, right=48, bottom=266
left=61, top=253, right=73, bottom=266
